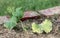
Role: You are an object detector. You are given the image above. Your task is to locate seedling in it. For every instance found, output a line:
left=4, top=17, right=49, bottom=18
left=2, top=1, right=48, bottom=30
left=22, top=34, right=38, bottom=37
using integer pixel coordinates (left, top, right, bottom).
left=32, top=22, right=43, bottom=33
left=32, top=19, right=52, bottom=33
left=4, top=7, right=24, bottom=30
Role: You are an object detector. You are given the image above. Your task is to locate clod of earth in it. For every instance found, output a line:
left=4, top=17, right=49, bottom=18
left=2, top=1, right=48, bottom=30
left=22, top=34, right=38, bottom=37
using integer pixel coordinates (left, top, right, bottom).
left=21, top=11, right=40, bottom=21
left=38, top=6, right=60, bottom=16
left=22, top=6, right=60, bottom=20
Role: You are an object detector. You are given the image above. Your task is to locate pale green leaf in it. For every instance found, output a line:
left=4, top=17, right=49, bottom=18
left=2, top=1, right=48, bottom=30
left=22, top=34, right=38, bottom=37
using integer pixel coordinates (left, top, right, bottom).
left=40, top=19, right=52, bottom=33
left=32, top=22, right=43, bottom=33
left=7, top=6, right=15, bottom=14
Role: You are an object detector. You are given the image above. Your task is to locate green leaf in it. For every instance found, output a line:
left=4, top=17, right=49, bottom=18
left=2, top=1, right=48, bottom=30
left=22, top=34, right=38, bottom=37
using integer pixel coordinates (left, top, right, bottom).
left=4, top=20, right=17, bottom=30
left=32, top=22, right=43, bottom=33
left=12, top=7, right=24, bottom=19
left=10, top=16, right=17, bottom=22
left=4, top=7, right=24, bottom=30
left=7, top=6, right=15, bottom=13
left=40, top=19, right=52, bottom=33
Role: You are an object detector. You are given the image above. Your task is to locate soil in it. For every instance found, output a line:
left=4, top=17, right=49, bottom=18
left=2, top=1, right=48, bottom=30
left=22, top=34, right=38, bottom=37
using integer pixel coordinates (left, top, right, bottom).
left=0, top=15, right=60, bottom=38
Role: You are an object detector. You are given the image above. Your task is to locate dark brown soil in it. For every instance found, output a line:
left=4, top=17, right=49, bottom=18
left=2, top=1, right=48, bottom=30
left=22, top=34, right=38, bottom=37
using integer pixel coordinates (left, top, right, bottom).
left=0, top=15, right=60, bottom=38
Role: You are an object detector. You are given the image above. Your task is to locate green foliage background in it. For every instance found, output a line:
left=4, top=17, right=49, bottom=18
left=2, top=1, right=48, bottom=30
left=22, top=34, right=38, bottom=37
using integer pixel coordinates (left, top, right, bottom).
left=0, top=0, right=60, bottom=15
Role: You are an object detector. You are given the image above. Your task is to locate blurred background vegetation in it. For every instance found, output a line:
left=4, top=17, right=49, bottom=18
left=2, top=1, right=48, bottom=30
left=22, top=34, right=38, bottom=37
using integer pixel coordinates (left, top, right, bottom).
left=0, top=0, right=60, bottom=16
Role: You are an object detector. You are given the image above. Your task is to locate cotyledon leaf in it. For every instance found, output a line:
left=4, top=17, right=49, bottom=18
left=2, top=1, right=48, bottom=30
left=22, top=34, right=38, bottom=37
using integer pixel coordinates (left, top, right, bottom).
left=32, top=22, right=43, bottom=33
left=40, top=19, right=52, bottom=33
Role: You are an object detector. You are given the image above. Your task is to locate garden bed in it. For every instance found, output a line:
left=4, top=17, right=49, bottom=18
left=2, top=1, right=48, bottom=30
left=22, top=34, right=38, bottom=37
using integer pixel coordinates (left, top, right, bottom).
left=0, top=15, right=60, bottom=38
left=0, top=6, right=60, bottom=38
